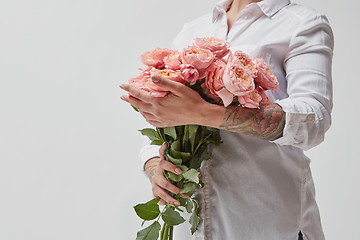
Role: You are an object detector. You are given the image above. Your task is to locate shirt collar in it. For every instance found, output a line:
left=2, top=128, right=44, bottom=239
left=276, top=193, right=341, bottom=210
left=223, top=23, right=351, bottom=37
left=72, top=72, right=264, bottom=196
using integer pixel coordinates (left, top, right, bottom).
left=212, top=0, right=232, bottom=22
left=212, top=0, right=290, bottom=22
left=257, top=0, right=290, bottom=17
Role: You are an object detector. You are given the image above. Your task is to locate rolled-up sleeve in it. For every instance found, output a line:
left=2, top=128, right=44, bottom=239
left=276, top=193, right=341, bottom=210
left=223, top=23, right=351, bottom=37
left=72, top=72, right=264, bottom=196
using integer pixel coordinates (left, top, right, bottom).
left=272, top=14, right=334, bottom=150
left=139, top=125, right=161, bottom=171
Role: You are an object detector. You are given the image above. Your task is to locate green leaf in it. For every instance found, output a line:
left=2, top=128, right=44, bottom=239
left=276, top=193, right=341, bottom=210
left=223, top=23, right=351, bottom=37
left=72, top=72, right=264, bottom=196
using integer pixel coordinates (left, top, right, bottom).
left=178, top=197, right=187, bottom=207
left=190, top=144, right=210, bottom=169
left=188, top=125, right=199, bottom=151
left=170, top=139, right=182, bottom=152
left=146, top=198, right=161, bottom=205
left=165, top=154, right=182, bottom=165
left=136, top=221, right=161, bottom=240
left=134, top=199, right=160, bottom=221
left=162, top=208, right=185, bottom=226
left=171, top=149, right=191, bottom=161
left=156, top=128, right=165, bottom=142
left=208, top=139, right=223, bottom=146
left=178, top=165, right=188, bottom=173
left=189, top=199, right=200, bottom=235
left=192, top=198, right=199, bottom=207
left=166, top=171, right=183, bottom=182
left=185, top=198, right=193, bottom=213
left=150, top=140, right=164, bottom=146
left=164, top=127, right=177, bottom=140
left=182, top=169, right=199, bottom=184
left=208, top=130, right=222, bottom=146
left=175, top=125, right=185, bottom=139
left=179, top=182, right=195, bottom=195
left=189, top=210, right=200, bottom=235
left=206, top=126, right=218, bottom=132
left=139, top=128, right=161, bottom=142
left=183, top=125, right=189, bottom=143
left=171, top=205, right=184, bottom=212
left=200, top=148, right=211, bottom=161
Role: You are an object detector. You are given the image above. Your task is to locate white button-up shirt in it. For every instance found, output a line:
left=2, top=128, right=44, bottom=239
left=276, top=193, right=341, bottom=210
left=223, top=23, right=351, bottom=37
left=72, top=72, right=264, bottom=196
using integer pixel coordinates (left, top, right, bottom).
left=139, top=0, right=334, bottom=239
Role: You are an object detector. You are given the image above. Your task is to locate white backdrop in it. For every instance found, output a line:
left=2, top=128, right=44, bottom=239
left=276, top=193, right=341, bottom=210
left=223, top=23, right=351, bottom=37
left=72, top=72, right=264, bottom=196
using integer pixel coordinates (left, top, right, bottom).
left=0, top=0, right=359, bottom=239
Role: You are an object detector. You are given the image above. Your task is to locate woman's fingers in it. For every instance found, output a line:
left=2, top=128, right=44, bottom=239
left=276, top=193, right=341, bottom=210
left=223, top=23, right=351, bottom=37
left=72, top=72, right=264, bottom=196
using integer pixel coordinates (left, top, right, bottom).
left=159, top=142, right=184, bottom=175
left=158, top=159, right=183, bottom=175
left=158, top=199, right=166, bottom=206
left=148, top=142, right=189, bottom=206
left=156, top=175, right=181, bottom=195
left=180, top=193, right=189, bottom=198
left=152, top=185, right=180, bottom=206
left=120, top=84, right=152, bottom=102
left=159, top=142, right=168, bottom=160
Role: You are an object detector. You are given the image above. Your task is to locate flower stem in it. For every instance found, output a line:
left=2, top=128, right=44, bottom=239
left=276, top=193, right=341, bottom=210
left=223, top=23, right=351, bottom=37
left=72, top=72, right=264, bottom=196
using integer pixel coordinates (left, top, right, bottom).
left=169, top=226, right=174, bottom=240
left=162, top=223, right=169, bottom=240
left=160, top=222, right=166, bottom=239
left=183, top=125, right=189, bottom=147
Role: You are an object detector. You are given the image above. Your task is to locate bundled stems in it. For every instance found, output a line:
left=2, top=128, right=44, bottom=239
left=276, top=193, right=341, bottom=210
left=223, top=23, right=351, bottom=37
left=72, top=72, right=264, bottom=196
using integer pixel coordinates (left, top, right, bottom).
left=135, top=125, right=222, bottom=240
left=160, top=223, right=174, bottom=240
left=161, top=223, right=169, bottom=240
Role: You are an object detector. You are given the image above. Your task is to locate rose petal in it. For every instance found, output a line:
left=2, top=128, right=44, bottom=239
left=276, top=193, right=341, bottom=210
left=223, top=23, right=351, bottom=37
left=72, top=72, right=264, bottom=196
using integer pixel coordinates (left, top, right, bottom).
left=215, top=88, right=234, bottom=107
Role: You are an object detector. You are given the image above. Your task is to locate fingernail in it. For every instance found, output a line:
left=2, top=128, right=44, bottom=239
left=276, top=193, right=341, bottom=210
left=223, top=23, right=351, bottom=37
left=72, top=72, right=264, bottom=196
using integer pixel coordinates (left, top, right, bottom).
left=175, top=168, right=182, bottom=174
left=152, top=76, right=160, bottom=83
left=120, top=95, right=125, bottom=100
left=180, top=193, right=189, bottom=198
left=119, top=84, right=125, bottom=89
left=173, top=201, right=180, bottom=206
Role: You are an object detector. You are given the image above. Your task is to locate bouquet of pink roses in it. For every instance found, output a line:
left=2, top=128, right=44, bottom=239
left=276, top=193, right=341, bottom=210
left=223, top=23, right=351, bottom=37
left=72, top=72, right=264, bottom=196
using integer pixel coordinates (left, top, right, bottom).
left=127, top=37, right=278, bottom=240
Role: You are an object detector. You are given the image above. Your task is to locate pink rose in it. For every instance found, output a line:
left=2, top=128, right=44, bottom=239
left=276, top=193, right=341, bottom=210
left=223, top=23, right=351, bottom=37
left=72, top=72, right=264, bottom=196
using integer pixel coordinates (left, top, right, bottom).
left=147, top=68, right=185, bottom=97
left=238, top=89, right=262, bottom=109
left=181, top=46, right=215, bottom=70
left=194, top=37, right=230, bottom=58
left=150, top=68, right=185, bottom=84
left=128, top=68, right=151, bottom=90
left=144, top=80, right=169, bottom=97
left=129, top=68, right=186, bottom=97
left=205, top=59, right=234, bottom=107
left=128, top=68, right=166, bottom=97
left=142, top=68, right=185, bottom=97
left=140, top=48, right=173, bottom=68
left=232, top=50, right=257, bottom=76
left=180, top=64, right=199, bottom=83
left=163, top=51, right=182, bottom=70
left=222, top=52, right=255, bottom=96
left=252, top=58, right=279, bottom=90
left=205, top=59, right=226, bottom=91
left=257, top=88, right=272, bottom=106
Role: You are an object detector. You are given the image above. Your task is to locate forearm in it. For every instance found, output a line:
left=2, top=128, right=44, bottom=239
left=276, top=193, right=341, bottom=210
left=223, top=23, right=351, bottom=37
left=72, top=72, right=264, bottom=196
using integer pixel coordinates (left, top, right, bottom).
left=199, top=103, right=286, bottom=141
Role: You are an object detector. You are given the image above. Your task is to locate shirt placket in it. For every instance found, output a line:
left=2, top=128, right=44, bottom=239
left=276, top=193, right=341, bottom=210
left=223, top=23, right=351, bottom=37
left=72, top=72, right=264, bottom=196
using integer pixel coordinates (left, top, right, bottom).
left=227, top=7, right=259, bottom=42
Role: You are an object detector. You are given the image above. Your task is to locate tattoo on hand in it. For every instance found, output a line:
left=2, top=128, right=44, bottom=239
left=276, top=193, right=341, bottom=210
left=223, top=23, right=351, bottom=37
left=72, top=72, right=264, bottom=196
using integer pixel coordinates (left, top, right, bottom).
left=145, top=161, right=159, bottom=180
left=220, top=104, right=285, bottom=141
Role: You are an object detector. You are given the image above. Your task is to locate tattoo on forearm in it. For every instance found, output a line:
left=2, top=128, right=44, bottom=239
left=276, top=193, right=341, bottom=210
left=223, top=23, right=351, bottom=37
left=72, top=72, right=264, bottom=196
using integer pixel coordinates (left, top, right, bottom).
left=219, top=104, right=285, bottom=141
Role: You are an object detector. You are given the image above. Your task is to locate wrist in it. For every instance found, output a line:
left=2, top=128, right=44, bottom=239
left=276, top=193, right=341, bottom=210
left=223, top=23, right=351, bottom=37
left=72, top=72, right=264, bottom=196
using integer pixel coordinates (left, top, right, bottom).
left=195, top=102, right=225, bottom=128
left=144, top=157, right=160, bottom=179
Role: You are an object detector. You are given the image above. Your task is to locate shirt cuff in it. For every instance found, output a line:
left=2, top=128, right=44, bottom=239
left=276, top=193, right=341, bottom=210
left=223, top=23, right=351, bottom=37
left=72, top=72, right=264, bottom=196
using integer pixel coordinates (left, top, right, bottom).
left=139, top=144, right=160, bottom=171
left=271, top=99, right=316, bottom=146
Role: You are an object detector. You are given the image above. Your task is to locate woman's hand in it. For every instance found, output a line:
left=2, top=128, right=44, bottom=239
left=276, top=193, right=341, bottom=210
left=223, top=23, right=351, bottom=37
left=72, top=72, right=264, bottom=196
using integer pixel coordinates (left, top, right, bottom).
left=144, top=143, right=188, bottom=206
left=120, top=75, right=223, bottom=128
